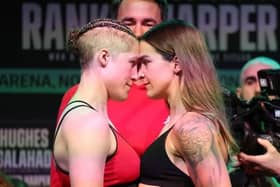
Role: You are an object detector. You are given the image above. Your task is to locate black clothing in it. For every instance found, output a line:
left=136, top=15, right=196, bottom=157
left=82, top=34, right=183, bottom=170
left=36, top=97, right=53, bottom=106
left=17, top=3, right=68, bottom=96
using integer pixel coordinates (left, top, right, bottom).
left=140, top=127, right=194, bottom=187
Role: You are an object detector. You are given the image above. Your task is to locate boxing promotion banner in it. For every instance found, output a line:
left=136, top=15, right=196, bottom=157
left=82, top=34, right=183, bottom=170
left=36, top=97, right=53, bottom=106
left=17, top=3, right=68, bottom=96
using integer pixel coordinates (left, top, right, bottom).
left=0, top=125, right=53, bottom=186
left=0, top=69, right=79, bottom=93
left=1, top=1, right=278, bottom=92
left=0, top=1, right=279, bottom=186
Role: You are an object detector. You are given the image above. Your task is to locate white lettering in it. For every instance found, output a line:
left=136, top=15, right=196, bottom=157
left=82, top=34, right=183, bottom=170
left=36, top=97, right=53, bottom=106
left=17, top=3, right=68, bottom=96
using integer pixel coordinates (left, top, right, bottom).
left=257, top=5, right=277, bottom=51
left=197, top=5, right=217, bottom=50
left=177, top=4, right=194, bottom=24
left=0, top=129, right=49, bottom=148
left=22, top=3, right=42, bottom=50
left=173, top=4, right=278, bottom=52
left=44, top=3, right=64, bottom=50
left=240, top=5, right=256, bottom=51
left=22, top=3, right=278, bottom=53
left=0, top=149, right=51, bottom=169
left=65, top=3, right=88, bottom=41
left=219, top=5, right=238, bottom=51
left=24, top=175, right=50, bottom=187
left=22, top=3, right=110, bottom=51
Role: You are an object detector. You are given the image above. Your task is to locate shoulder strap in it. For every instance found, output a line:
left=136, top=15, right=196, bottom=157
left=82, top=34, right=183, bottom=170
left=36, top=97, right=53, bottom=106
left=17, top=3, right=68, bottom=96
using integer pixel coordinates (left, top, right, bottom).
left=53, top=100, right=95, bottom=144
left=52, top=100, right=96, bottom=174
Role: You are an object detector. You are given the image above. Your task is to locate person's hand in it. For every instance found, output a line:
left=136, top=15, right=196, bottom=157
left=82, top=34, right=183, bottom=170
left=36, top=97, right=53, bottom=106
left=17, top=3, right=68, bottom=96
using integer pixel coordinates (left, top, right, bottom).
left=227, top=155, right=241, bottom=172
left=238, top=138, right=280, bottom=176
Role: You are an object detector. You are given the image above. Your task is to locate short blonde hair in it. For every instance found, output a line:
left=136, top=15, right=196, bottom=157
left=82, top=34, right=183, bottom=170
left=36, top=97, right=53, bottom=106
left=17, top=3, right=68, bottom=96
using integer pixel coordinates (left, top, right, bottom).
left=68, top=18, right=137, bottom=68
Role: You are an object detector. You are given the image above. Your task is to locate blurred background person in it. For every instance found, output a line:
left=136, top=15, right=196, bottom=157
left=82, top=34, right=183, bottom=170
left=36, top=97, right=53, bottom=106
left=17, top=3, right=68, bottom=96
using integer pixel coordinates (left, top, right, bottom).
left=239, top=138, right=280, bottom=177
left=230, top=56, right=280, bottom=187
left=236, top=56, right=280, bottom=102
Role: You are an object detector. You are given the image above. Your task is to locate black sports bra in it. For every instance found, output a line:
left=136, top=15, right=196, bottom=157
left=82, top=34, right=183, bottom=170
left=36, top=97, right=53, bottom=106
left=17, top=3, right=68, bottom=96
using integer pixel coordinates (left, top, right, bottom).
left=140, top=126, right=194, bottom=187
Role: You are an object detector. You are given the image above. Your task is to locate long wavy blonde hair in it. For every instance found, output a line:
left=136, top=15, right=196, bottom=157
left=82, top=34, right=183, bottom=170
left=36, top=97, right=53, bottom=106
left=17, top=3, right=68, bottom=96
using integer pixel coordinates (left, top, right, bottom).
left=142, top=19, right=239, bottom=154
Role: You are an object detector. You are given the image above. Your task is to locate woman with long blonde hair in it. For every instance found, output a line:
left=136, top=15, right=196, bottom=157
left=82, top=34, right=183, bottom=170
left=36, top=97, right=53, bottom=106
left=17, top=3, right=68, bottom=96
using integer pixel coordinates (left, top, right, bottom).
left=138, top=19, right=238, bottom=187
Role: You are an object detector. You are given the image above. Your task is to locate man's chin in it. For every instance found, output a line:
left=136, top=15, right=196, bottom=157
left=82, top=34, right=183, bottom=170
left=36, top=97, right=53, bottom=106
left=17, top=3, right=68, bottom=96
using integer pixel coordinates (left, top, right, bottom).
left=147, top=90, right=160, bottom=99
left=115, top=94, right=129, bottom=101
left=118, top=96, right=128, bottom=101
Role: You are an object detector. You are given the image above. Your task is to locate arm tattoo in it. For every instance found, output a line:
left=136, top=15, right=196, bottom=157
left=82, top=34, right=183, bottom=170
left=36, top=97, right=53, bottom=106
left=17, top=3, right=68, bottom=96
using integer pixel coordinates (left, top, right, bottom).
left=177, top=115, right=215, bottom=168
left=176, top=114, right=226, bottom=186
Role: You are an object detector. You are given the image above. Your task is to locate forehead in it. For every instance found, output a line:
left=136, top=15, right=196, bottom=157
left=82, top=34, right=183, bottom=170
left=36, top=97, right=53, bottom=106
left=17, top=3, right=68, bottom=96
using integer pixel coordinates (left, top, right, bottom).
left=117, top=0, right=161, bottom=22
left=118, top=44, right=139, bottom=57
left=139, top=41, right=157, bottom=55
left=241, top=63, right=272, bottom=81
left=243, top=63, right=272, bottom=76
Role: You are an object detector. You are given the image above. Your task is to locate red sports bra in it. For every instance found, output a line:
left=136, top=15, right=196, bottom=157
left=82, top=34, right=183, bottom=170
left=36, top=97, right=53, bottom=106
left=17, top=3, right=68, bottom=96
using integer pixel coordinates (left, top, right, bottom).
left=53, top=100, right=140, bottom=187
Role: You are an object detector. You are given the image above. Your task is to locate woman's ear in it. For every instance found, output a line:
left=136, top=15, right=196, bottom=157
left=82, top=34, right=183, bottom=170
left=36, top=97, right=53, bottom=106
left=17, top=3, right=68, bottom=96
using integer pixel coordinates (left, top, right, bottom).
left=97, top=49, right=111, bottom=67
left=173, top=57, right=182, bottom=75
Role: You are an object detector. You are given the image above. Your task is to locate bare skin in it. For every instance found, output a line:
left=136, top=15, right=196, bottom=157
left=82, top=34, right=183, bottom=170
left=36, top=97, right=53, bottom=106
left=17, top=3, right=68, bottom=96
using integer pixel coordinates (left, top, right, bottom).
left=172, top=112, right=230, bottom=187
left=139, top=112, right=231, bottom=187
left=138, top=41, right=231, bottom=187
left=118, top=0, right=162, bottom=37
left=238, top=138, right=280, bottom=176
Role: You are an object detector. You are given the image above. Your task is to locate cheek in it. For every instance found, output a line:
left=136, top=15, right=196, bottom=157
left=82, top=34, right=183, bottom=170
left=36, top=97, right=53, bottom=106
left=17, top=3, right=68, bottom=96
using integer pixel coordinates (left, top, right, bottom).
left=114, top=65, right=130, bottom=81
left=242, top=86, right=254, bottom=98
left=148, top=66, right=171, bottom=83
left=144, top=66, right=157, bottom=79
left=243, top=86, right=252, bottom=94
left=246, top=84, right=257, bottom=91
left=122, top=63, right=133, bottom=73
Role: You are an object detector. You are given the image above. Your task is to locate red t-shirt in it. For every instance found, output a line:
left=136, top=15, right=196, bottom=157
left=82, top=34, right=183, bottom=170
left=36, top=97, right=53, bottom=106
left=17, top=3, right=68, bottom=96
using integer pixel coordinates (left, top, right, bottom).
left=50, top=84, right=169, bottom=186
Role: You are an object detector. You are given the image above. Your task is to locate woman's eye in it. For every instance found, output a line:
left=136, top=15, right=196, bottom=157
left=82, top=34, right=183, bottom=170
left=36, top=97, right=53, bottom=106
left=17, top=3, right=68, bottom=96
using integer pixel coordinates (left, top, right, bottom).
left=142, top=59, right=151, bottom=65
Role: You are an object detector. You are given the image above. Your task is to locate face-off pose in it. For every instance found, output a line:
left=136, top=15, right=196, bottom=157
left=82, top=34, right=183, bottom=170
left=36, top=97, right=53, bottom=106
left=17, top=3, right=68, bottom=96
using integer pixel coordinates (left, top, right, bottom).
left=52, top=18, right=141, bottom=187
left=50, top=1, right=169, bottom=186
left=138, top=19, right=238, bottom=187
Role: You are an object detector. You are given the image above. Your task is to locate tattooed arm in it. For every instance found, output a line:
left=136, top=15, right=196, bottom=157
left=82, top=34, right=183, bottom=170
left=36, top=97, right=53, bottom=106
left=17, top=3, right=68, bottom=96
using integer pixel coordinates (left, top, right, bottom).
left=173, top=112, right=231, bottom=187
